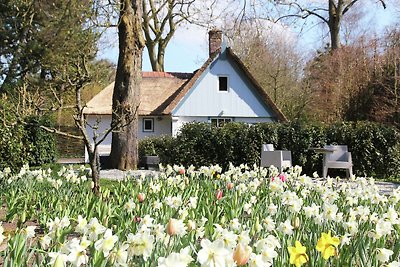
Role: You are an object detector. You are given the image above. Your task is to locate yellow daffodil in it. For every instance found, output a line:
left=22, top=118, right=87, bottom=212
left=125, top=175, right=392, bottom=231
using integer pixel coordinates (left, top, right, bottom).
left=288, top=241, right=309, bottom=267
left=316, top=231, right=340, bottom=260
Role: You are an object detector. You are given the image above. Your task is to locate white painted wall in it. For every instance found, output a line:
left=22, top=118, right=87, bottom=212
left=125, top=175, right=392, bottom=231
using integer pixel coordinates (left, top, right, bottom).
left=171, top=116, right=275, bottom=136
left=172, top=55, right=277, bottom=118
left=171, top=116, right=209, bottom=136
left=84, top=115, right=172, bottom=162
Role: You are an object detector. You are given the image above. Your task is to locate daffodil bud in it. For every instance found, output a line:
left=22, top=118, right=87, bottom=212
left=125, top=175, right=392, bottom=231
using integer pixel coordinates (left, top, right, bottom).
left=293, top=217, right=300, bottom=230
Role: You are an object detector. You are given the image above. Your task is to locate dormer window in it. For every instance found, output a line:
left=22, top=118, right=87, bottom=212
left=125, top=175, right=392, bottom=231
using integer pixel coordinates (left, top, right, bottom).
left=218, top=76, right=228, bottom=91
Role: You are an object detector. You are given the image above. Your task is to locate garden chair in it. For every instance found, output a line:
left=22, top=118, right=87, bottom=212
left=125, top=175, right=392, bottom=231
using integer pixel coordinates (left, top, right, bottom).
left=323, top=145, right=353, bottom=178
left=260, top=144, right=292, bottom=172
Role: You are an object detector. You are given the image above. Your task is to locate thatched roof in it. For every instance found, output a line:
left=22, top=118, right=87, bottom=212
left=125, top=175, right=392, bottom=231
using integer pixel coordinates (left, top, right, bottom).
left=83, top=72, right=192, bottom=115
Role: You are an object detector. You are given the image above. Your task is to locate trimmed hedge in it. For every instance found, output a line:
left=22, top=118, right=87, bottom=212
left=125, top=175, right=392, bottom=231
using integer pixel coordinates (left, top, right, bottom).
left=0, top=115, right=57, bottom=171
left=139, top=121, right=400, bottom=178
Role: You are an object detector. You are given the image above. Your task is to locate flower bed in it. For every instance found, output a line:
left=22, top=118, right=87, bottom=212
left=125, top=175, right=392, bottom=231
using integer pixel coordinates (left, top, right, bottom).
left=0, top=164, right=399, bottom=266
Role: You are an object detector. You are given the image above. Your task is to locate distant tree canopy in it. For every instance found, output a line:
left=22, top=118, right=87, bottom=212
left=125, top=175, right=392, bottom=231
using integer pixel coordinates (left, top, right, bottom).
left=304, top=28, right=400, bottom=126
left=0, top=0, right=113, bottom=120
left=273, top=0, right=387, bottom=50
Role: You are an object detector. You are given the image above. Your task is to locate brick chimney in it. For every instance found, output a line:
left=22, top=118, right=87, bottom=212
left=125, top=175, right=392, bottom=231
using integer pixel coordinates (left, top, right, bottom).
left=208, top=29, right=223, bottom=57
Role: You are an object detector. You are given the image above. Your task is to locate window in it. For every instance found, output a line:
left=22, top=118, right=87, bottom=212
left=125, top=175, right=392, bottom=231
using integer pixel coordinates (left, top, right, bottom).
left=143, top=118, right=154, bottom=132
left=211, top=118, right=232, bottom=127
left=218, top=76, right=228, bottom=91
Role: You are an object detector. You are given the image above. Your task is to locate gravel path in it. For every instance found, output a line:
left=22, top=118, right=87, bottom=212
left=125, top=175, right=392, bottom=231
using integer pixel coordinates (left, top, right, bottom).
left=100, top=169, right=159, bottom=180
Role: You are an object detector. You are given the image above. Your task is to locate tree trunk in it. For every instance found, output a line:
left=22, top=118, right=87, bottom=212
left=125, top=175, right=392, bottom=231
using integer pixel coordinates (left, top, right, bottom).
left=110, top=0, right=145, bottom=170
left=88, top=146, right=101, bottom=194
left=328, top=0, right=342, bottom=50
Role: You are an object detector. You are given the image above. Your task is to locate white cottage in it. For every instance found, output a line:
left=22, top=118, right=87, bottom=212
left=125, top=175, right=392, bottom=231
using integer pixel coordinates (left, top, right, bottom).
left=83, top=30, right=286, bottom=161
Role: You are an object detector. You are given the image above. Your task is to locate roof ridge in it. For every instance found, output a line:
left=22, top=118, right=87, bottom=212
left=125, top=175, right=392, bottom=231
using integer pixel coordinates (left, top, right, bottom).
left=142, top=71, right=193, bottom=79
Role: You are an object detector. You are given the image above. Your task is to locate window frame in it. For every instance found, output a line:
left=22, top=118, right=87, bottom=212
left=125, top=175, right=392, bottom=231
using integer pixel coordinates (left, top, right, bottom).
left=218, top=75, right=229, bottom=92
left=143, top=118, right=154, bottom=132
left=210, top=117, right=233, bottom=127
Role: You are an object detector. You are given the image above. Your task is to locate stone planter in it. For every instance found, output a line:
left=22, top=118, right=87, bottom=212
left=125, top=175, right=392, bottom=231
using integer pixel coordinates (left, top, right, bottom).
left=144, top=155, right=160, bottom=170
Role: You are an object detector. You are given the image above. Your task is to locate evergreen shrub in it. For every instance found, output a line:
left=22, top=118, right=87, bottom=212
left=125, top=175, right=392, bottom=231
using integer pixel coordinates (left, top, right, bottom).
left=139, top=121, right=400, bottom=178
left=0, top=111, right=57, bottom=170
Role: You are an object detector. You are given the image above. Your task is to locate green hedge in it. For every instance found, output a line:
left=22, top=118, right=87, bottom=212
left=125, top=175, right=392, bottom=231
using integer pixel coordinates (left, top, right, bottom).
left=0, top=115, right=57, bottom=171
left=139, top=121, right=400, bottom=178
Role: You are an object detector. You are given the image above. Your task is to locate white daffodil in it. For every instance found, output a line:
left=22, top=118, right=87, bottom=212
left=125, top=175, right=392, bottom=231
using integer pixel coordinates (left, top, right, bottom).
left=214, top=225, right=237, bottom=250
left=263, top=217, right=276, bottom=232
left=196, top=226, right=205, bottom=239
left=22, top=225, right=36, bottom=239
left=94, top=229, right=119, bottom=257
left=187, top=220, right=196, bottom=232
left=47, top=217, right=62, bottom=232
left=125, top=198, right=136, bottom=212
left=243, top=203, right=252, bottom=214
left=388, top=261, right=400, bottom=267
left=127, top=232, right=155, bottom=260
left=229, top=218, right=241, bottom=232
left=248, top=253, right=271, bottom=267
left=188, top=197, right=198, bottom=209
left=39, top=234, right=52, bottom=249
left=384, top=206, right=399, bottom=225
left=323, top=203, right=339, bottom=221
left=67, top=239, right=89, bottom=266
left=75, top=215, right=88, bottom=234
left=111, top=244, right=129, bottom=267
left=197, top=239, right=231, bottom=267
left=87, top=217, right=106, bottom=241
left=375, top=219, right=393, bottom=239
left=267, top=203, right=277, bottom=216
left=237, top=230, right=251, bottom=246
left=277, top=220, right=293, bottom=235
left=158, top=246, right=193, bottom=267
left=141, top=215, right=154, bottom=228
left=376, top=248, right=394, bottom=263
left=48, top=252, right=68, bottom=267
left=154, top=223, right=166, bottom=241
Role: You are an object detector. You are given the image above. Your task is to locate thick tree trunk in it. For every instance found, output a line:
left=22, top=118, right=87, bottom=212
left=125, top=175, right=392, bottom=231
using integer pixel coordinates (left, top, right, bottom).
left=110, top=0, right=145, bottom=170
left=328, top=0, right=342, bottom=50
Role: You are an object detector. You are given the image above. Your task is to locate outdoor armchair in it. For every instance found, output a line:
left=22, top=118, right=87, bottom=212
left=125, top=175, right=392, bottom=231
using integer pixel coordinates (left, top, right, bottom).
left=323, top=145, right=353, bottom=178
left=260, top=144, right=292, bottom=172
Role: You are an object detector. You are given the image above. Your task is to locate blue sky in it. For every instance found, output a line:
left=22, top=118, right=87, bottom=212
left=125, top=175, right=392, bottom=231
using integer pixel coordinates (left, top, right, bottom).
left=96, top=3, right=398, bottom=73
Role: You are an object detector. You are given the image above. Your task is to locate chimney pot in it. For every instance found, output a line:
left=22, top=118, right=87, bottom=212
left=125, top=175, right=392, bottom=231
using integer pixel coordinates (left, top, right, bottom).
left=208, top=29, right=222, bottom=57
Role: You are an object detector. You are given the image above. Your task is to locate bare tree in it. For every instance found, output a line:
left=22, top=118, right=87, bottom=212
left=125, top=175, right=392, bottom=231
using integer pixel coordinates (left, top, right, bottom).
left=141, top=0, right=237, bottom=71
left=273, top=0, right=387, bottom=50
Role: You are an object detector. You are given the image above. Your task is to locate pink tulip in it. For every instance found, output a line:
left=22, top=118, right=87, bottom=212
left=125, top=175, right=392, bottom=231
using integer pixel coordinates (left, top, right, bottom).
left=227, top=182, right=234, bottom=190
left=166, top=218, right=177, bottom=236
left=178, top=168, right=185, bottom=175
left=233, top=243, right=251, bottom=266
left=216, top=189, right=223, bottom=200
left=137, top=193, right=145, bottom=202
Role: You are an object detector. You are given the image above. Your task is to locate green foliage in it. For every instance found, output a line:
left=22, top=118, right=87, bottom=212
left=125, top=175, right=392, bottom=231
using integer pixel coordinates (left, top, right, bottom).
left=138, top=135, right=175, bottom=168
left=24, top=116, right=57, bottom=166
left=327, top=122, right=400, bottom=178
left=139, top=121, right=400, bottom=178
left=0, top=102, right=56, bottom=170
